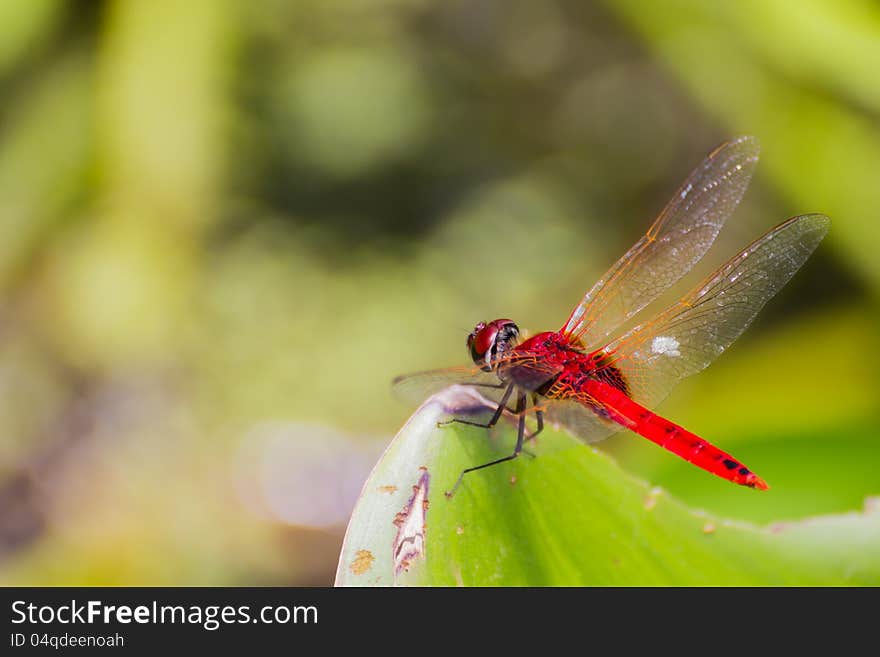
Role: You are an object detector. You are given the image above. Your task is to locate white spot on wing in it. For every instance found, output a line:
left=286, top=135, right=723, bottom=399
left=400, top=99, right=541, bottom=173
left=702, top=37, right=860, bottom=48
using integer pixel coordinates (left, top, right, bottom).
left=651, top=335, right=681, bottom=358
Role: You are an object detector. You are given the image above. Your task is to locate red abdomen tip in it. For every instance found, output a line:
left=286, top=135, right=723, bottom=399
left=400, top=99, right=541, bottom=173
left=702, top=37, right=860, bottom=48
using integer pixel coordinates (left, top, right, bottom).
left=748, top=474, right=770, bottom=490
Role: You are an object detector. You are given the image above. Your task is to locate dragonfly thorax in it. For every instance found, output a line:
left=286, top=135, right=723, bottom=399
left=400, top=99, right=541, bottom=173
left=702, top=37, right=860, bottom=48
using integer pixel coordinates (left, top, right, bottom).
left=467, top=319, right=519, bottom=371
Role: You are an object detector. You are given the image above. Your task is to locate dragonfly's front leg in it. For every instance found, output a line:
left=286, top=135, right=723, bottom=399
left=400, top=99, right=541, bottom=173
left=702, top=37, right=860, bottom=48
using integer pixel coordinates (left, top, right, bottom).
left=437, top=383, right=516, bottom=430
left=446, top=391, right=527, bottom=498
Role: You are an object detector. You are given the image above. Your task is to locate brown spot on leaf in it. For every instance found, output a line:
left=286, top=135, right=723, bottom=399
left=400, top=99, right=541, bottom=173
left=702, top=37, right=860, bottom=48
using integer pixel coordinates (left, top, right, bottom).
left=392, top=467, right=430, bottom=576
left=509, top=474, right=517, bottom=486
left=456, top=526, right=464, bottom=535
left=377, top=485, right=397, bottom=495
left=349, top=549, right=374, bottom=576
left=702, top=522, right=716, bottom=535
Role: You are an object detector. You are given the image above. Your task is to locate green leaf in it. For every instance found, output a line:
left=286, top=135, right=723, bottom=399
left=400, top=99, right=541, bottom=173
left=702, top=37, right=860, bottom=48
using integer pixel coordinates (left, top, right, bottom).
left=336, top=388, right=880, bottom=586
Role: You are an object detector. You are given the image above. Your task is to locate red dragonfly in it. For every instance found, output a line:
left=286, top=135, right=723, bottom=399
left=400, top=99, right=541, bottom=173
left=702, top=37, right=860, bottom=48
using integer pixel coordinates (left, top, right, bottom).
left=394, top=136, right=829, bottom=497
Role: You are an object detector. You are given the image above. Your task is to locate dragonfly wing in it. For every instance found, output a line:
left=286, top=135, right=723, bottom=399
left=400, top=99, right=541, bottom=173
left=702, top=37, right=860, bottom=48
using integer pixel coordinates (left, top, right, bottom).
left=598, top=213, right=830, bottom=408
left=392, top=366, right=511, bottom=406
left=392, top=352, right=562, bottom=407
left=541, top=397, right=624, bottom=445
left=563, top=136, right=760, bottom=348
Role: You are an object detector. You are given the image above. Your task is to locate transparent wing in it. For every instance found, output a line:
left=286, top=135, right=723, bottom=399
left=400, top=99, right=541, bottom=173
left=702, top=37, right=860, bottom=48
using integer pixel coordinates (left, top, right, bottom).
left=541, top=397, right=624, bottom=444
left=597, top=214, right=830, bottom=408
left=563, top=136, right=760, bottom=348
left=392, top=351, right=563, bottom=407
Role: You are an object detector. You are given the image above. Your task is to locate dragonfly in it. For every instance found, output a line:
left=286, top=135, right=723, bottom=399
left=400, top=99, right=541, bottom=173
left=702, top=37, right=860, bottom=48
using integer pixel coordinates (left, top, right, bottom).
left=393, top=136, right=830, bottom=497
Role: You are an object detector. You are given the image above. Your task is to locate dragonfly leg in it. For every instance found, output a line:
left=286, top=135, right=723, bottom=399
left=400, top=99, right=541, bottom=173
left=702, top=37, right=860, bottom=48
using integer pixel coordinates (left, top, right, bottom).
left=437, top=383, right=515, bottom=430
left=446, top=392, right=526, bottom=498
left=524, top=394, right=544, bottom=443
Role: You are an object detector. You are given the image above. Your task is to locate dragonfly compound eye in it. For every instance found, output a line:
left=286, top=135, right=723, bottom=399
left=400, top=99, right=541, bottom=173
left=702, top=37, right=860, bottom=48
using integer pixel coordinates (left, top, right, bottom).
left=469, top=319, right=519, bottom=369
left=468, top=322, right=494, bottom=364
left=466, top=322, right=486, bottom=352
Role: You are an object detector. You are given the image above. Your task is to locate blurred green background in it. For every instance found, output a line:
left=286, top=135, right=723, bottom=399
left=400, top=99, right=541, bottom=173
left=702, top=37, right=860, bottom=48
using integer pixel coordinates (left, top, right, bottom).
left=0, top=0, right=877, bottom=585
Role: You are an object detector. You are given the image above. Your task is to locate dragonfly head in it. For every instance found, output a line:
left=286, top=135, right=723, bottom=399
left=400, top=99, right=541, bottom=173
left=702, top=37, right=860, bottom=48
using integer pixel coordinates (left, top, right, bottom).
left=467, top=319, right=520, bottom=371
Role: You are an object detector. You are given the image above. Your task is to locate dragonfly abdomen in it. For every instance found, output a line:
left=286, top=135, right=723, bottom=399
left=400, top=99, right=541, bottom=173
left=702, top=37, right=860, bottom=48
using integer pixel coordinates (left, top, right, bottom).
left=582, top=379, right=768, bottom=489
